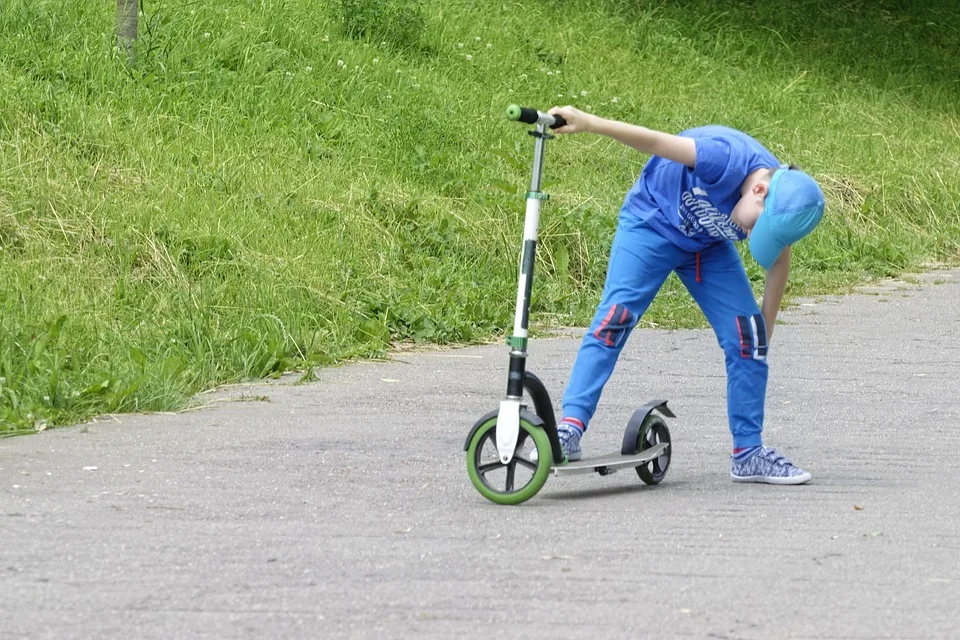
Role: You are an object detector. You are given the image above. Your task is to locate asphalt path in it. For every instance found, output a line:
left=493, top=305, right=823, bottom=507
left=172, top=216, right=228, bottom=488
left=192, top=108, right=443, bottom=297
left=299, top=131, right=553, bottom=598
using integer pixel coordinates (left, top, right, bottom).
left=2, top=270, right=959, bottom=639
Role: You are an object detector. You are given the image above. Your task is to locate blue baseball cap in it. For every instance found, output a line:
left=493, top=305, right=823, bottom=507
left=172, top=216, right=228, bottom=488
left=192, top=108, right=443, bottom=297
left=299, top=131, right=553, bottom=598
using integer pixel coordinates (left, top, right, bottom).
left=748, top=167, right=825, bottom=270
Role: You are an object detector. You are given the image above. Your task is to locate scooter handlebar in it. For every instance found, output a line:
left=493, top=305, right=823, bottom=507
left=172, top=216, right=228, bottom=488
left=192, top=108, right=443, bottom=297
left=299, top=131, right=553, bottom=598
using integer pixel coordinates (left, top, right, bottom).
left=505, top=104, right=567, bottom=129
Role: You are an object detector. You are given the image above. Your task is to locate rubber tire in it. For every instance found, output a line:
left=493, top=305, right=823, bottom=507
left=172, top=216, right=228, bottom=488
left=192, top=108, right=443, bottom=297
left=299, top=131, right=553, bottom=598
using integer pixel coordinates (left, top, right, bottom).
left=466, top=416, right=552, bottom=505
left=635, top=414, right=671, bottom=485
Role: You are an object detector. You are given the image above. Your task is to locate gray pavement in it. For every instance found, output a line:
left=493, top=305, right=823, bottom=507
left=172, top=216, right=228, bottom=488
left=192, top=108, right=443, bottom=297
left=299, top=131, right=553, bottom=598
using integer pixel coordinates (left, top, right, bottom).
left=2, top=271, right=959, bottom=640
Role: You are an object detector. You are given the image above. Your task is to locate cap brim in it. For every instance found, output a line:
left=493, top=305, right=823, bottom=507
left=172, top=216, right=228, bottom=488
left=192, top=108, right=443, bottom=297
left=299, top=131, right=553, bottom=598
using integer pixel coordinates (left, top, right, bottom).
left=748, top=169, right=787, bottom=270
left=748, top=223, right=786, bottom=270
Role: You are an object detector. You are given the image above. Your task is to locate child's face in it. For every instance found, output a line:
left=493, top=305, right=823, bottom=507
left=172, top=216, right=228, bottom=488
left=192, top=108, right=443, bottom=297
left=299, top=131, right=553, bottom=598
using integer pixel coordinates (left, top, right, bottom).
left=731, top=171, right=772, bottom=236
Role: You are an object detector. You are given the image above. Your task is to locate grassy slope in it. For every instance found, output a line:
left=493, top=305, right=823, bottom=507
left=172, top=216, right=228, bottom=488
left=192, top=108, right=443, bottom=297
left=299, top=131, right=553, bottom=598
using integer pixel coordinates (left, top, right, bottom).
left=1, top=0, right=958, bottom=433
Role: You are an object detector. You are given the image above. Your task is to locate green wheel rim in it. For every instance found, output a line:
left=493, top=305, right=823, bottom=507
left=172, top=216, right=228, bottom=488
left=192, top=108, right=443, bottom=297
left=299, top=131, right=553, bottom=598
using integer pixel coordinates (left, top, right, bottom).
left=635, top=415, right=671, bottom=485
left=466, top=417, right=552, bottom=505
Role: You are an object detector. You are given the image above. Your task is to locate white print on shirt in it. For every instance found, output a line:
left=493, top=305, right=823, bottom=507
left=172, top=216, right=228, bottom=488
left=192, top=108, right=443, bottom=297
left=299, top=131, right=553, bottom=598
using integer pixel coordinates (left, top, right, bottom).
left=678, top=187, right=743, bottom=240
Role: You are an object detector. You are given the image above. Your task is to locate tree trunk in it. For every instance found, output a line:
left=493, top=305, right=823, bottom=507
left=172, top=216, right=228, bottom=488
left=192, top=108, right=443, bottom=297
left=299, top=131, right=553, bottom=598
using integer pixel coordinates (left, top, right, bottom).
left=116, top=0, right=139, bottom=63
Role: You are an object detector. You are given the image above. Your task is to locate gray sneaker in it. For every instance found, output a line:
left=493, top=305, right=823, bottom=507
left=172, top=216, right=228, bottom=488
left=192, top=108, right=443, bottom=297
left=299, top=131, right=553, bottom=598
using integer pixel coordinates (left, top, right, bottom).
left=730, top=447, right=811, bottom=485
left=558, top=422, right=583, bottom=462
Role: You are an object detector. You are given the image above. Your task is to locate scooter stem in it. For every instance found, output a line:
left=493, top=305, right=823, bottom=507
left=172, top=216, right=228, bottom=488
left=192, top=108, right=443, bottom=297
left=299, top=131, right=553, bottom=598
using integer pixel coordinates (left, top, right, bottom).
left=506, top=122, right=550, bottom=399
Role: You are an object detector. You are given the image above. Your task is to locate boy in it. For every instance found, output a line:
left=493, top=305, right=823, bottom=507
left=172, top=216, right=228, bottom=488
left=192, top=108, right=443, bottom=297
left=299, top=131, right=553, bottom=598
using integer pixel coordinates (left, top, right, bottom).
left=547, top=105, right=825, bottom=484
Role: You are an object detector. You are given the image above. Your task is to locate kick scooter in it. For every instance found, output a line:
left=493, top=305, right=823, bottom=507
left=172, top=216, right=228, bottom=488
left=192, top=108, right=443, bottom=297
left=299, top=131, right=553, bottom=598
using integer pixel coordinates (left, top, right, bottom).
left=463, top=105, right=675, bottom=505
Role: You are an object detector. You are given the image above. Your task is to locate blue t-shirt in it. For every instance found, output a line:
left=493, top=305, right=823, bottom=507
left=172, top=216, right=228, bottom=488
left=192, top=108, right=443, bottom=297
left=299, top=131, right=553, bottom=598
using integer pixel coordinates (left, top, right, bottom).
left=621, top=125, right=781, bottom=252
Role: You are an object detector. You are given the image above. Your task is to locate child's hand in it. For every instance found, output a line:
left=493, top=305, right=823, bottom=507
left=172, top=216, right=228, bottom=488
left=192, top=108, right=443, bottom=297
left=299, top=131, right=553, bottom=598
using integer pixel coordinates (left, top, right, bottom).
left=547, top=105, right=598, bottom=134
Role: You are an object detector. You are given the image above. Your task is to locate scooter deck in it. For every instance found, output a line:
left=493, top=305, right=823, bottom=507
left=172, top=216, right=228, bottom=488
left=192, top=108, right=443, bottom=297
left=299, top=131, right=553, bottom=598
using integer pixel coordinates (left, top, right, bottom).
left=551, top=443, right=669, bottom=477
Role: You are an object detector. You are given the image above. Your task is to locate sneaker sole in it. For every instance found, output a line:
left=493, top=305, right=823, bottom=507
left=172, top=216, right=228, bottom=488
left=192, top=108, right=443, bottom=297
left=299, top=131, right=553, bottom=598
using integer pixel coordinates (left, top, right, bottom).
left=730, top=471, right=812, bottom=485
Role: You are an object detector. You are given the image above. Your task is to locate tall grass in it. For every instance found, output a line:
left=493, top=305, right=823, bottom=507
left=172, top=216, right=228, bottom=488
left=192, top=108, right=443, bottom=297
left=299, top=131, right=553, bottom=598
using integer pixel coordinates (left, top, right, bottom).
left=1, top=0, right=958, bottom=433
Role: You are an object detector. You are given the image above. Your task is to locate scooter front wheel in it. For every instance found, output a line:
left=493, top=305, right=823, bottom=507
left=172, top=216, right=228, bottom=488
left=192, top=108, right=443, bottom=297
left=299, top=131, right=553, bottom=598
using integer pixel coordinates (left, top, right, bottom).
left=466, top=416, right=552, bottom=505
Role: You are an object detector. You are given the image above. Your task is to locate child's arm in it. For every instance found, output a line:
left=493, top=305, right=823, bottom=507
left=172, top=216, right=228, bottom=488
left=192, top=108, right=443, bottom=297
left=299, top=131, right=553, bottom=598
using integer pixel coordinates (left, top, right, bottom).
left=548, top=106, right=696, bottom=167
left=761, top=246, right=792, bottom=340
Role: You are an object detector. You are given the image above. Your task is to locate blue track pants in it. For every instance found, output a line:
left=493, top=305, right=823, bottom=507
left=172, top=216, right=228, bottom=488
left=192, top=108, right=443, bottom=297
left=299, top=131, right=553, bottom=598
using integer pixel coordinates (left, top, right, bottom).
left=561, top=214, right=768, bottom=449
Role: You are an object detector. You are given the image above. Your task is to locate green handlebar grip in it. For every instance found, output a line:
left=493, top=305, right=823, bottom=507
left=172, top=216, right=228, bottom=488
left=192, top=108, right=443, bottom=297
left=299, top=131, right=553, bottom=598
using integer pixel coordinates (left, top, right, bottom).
left=505, top=104, right=566, bottom=128
left=506, top=104, right=539, bottom=124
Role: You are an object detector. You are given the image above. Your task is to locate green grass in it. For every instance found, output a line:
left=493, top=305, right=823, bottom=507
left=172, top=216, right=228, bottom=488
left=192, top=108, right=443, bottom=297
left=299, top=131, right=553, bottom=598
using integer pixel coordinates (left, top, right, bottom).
left=1, top=0, right=958, bottom=434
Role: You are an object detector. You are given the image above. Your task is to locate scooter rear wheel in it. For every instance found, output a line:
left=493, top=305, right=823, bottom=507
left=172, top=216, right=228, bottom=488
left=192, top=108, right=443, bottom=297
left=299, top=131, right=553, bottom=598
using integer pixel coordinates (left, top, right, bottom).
left=466, top=416, right=552, bottom=505
left=635, top=415, right=671, bottom=485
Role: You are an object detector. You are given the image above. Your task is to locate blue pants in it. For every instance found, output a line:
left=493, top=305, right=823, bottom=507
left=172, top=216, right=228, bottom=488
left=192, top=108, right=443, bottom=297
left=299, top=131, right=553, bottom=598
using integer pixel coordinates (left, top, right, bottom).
left=561, top=214, right=768, bottom=449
